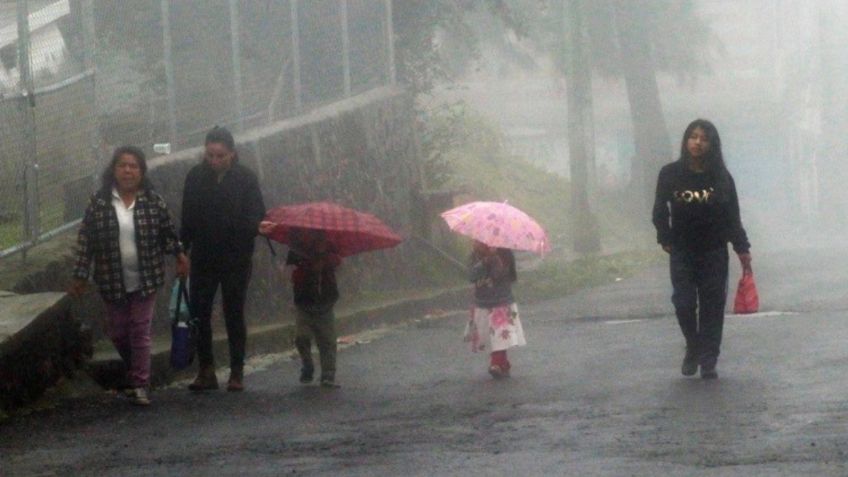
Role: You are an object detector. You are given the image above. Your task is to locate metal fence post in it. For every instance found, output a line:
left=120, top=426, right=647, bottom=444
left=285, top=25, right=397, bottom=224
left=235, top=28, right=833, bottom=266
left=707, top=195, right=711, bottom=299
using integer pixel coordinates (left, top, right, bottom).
left=229, top=0, right=244, bottom=131
left=17, top=0, right=38, bottom=261
left=384, top=0, right=396, bottom=85
left=161, top=0, right=177, bottom=147
left=291, top=0, right=302, bottom=111
left=340, top=0, right=351, bottom=97
left=79, top=0, right=100, bottom=187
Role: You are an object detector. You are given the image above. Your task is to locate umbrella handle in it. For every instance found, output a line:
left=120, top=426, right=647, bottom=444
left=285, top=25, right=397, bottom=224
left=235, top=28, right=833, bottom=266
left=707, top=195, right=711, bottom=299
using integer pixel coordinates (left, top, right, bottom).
left=265, top=237, right=277, bottom=257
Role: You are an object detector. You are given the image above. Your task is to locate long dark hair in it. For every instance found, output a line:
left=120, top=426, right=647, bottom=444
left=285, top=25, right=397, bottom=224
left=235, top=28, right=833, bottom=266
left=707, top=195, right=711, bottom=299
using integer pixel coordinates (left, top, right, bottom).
left=100, top=145, right=152, bottom=193
left=679, top=119, right=732, bottom=197
left=679, top=119, right=727, bottom=173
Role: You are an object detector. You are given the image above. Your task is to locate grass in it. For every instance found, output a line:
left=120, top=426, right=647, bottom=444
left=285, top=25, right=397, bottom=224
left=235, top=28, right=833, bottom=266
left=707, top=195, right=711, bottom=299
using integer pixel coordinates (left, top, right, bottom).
left=428, top=105, right=649, bottom=255
left=422, top=105, right=664, bottom=302
left=516, top=249, right=664, bottom=303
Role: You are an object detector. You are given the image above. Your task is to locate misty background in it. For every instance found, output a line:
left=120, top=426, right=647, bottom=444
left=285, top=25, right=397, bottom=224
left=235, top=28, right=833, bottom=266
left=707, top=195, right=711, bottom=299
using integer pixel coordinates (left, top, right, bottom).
left=1, top=0, right=847, bottom=261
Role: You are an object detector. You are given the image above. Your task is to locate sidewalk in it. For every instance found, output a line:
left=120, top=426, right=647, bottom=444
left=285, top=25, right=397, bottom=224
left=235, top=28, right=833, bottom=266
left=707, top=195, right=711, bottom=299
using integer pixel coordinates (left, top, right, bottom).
left=87, top=285, right=471, bottom=388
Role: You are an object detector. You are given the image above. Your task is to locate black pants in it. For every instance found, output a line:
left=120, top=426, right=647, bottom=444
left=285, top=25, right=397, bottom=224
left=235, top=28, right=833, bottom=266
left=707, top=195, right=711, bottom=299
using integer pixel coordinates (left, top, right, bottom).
left=670, top=247, right=729, bottom=367
left=190, top=261, right=252, bottom=371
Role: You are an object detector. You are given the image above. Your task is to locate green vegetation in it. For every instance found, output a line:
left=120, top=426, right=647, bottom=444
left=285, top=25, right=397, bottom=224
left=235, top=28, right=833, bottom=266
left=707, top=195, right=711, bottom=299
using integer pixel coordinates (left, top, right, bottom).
left=516, top=250, right=663, bottom=303
left=421, top=103, right=663, bottom=302
left=424, top=103, right=651, bottom=255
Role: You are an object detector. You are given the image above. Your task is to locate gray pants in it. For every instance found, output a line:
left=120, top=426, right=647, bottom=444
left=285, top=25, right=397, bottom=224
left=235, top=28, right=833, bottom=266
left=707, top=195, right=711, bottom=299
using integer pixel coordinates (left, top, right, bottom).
left=294, top=306, right=337, bottom=379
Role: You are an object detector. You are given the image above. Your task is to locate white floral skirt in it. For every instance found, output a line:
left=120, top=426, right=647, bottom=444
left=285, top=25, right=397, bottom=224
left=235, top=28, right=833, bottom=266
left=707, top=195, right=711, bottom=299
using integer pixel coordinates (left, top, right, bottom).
left=464, top=303, right=526, bottom=353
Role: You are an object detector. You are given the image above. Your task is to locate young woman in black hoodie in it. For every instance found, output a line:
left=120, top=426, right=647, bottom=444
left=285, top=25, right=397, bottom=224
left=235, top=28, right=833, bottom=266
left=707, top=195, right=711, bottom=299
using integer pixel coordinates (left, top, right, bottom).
left=652, top=119, right=752, bottom=379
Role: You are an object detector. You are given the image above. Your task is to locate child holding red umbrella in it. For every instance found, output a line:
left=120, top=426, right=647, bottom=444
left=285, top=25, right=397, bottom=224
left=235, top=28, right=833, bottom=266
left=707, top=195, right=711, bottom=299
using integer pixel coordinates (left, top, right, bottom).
left=259, top=202, right=405, bottom=387
left=285, top=228, right=342, bottom=387
left=465, top=240, right=526, bottom=378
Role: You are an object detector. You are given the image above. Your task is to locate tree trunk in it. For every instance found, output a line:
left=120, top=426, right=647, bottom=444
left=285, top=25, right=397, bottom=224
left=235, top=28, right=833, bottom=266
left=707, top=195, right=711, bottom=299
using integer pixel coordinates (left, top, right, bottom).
left=563, top=0, right=600, bottom=253
left=613, top=3, right=672, bottom=214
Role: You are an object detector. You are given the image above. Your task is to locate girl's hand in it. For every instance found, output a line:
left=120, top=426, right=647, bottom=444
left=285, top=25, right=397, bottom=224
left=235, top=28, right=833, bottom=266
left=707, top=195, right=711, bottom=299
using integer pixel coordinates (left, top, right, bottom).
left=738, top=252, right=752, bottom=273
left=175, top=253, right=190, bottom=278
left=662, top=244, right=672, bottom=254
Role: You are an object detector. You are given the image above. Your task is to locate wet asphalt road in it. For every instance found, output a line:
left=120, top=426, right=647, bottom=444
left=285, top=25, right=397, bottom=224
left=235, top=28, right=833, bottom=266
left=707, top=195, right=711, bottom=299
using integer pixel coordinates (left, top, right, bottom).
left=2, top=246, right=848, bottom=476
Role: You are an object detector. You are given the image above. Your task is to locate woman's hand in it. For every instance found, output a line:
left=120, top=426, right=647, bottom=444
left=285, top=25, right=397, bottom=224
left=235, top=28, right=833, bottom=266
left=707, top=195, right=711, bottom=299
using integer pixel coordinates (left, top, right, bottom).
left=738, top=252, right=753, bottom=273
left=176, top=253, right=190, bottom=278
left=662, top=244, right=672, bottom=254
left=258, top=221, right=276, bottom=236
left=68, top=278, right=88, bottom=297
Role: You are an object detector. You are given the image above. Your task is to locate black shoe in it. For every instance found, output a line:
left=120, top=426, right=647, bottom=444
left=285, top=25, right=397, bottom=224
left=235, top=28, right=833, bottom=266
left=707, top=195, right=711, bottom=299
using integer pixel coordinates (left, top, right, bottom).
left=300, top=363, right=314, bottom=384
left=700, top=365, right=718, bottom=380
left=681, top=348, right=698, bottom=377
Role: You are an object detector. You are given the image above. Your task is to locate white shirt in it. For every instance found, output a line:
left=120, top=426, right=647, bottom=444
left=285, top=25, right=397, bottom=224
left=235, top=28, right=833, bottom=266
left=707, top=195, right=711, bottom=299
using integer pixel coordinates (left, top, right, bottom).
left=112, top=188, right=141, bottom=293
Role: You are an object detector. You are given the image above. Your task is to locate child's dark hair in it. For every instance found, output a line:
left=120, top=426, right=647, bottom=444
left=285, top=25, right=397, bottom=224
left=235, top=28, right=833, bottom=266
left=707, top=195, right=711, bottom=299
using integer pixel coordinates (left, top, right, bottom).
left=471, top=246, right=517, bottom=282
left=498, top=248, right=518, bottom=282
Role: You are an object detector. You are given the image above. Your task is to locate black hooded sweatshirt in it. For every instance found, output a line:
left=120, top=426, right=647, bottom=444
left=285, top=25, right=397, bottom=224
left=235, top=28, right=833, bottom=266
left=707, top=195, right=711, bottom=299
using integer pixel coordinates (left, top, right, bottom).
left=652, top=159, right=750, bottom=254
left=180, top=161, right=266, bottom=268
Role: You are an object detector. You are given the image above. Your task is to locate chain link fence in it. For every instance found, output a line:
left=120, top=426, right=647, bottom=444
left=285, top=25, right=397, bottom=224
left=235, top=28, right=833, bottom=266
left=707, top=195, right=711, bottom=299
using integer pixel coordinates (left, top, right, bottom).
left=0, top=0, right=395, bottom=259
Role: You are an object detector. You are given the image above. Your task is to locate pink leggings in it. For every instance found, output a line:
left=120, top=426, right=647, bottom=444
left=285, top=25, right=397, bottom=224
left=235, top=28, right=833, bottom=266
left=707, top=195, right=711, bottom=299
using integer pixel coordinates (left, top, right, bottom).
left=104, top=292, right=157, bottom=388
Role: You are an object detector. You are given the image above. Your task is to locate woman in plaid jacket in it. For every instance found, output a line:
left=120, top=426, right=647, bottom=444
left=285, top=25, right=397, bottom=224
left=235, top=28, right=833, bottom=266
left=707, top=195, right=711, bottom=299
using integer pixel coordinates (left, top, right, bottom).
left=70, top=145, right=188, bottom=405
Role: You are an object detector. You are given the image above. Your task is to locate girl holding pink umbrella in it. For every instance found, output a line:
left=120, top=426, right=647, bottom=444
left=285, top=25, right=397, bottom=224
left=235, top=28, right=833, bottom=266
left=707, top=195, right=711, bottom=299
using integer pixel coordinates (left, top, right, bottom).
left=442, top=201, right=549, bottom=379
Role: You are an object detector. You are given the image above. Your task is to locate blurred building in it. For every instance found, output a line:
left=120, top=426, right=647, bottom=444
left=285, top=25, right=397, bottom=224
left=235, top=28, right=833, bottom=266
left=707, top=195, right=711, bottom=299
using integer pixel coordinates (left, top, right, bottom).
left=0, top=0, right=76, bottom=93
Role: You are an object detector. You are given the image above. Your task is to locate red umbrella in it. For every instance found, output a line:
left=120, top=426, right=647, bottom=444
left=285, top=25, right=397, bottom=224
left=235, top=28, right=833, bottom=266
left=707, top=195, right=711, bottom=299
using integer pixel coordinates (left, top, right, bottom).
left=264, top=202, right=403, bottom=257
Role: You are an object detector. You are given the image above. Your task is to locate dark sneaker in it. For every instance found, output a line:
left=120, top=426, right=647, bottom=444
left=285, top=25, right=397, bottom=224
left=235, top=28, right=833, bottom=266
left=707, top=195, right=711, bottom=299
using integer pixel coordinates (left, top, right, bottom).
left=681, top=348, right=698, bottom=376
left=226, top=369, right=244, bottom=392
left=320, top=374, right=340, bottom=388
left=188, top=366, right=219, bottom=391
left=700, top=366, right=718, bottom=380
left=299, top=363, right=315, bottom=384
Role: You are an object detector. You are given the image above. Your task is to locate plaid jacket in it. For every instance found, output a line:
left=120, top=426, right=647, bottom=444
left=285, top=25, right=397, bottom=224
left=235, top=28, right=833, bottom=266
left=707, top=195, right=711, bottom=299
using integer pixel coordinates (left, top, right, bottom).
left=73, top=188, right=183, bottom=302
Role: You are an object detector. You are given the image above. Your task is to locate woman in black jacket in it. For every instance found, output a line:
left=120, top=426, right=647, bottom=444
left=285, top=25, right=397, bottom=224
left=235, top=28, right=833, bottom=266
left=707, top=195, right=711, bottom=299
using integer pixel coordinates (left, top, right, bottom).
left=652, top=119, right=752, bottom=380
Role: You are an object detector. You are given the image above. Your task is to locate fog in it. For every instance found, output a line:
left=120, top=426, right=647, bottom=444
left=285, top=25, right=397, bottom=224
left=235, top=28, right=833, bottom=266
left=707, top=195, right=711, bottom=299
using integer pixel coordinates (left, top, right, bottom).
left=428, top=0, right=848, bottom=256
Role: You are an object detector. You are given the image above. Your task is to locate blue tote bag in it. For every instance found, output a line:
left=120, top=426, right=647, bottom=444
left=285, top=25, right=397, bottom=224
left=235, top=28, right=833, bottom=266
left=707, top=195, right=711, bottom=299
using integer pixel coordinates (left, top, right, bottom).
left=169, top=279, right=197, bottom=369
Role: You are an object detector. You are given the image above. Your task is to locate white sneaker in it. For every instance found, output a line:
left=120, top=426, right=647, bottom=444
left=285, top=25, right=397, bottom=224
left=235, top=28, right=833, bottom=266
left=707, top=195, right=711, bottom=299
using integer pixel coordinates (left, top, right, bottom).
left=130, top=388, right=151, bottom=406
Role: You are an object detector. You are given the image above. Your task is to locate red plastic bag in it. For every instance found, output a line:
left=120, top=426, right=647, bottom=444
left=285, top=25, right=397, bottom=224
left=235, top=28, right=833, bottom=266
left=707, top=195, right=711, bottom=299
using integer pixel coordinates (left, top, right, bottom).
left=733, top=271, right=759, bottom=314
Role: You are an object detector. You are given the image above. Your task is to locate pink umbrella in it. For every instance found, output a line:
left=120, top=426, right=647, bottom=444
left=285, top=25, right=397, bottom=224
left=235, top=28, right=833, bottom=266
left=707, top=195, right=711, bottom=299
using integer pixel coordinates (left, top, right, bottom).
left=440, top=201, right=551, bottom=255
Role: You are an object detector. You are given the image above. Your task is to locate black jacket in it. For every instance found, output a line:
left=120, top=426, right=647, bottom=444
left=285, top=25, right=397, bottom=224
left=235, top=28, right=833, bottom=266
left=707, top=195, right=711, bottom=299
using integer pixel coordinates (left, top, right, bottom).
left=180, top=161, right=265, bottom=268
left=286, top=249, right=340, bottom=311
left=652, top=159, right=750, bottom=254
left=469, top=249, right=516, bottom=308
